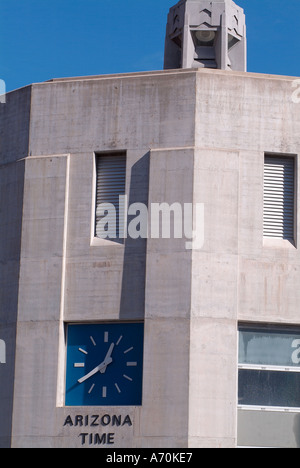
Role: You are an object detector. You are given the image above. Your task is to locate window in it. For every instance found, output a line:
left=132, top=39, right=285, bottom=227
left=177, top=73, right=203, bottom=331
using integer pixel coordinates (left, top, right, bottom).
left=95, top=152, right=126, bottom=243
left=191, top=29, right=218, bottom=68
left=238, top=326, right=300, bottom=410
left=263, top=155, right=295, bottom=241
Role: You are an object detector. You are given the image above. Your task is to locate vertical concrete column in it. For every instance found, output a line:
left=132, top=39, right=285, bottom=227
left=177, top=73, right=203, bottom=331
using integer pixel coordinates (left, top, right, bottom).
left=188, top=148, right=239, bottom=447
left=0, top=160, right=25, bottom=448
left=142, top=148, right=194, bottom=447
left=11, top=155, right=69, bottom=447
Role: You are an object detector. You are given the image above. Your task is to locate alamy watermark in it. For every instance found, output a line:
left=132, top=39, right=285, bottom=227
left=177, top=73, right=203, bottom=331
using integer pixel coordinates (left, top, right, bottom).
left=0, top=339, right=6, bottom=364
left=96, top=196, right=205, bottom=250
left=0, top=79, right=6, bottom=104
left=291, top=79, right=300, bottom=104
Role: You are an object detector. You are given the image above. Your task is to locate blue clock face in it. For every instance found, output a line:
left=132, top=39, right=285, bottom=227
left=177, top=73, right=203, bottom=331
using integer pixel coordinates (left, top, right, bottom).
left=65, top=323, right=144, bottom=406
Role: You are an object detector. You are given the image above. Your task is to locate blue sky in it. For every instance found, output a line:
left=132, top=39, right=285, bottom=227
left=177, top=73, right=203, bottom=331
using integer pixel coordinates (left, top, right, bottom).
left=0, top=0, right=299, bottom=93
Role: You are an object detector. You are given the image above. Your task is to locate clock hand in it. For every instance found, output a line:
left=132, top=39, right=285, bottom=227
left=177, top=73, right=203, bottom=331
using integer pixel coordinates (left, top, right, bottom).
left=100, top=342, right=115, bottom=374
left=78, top=357, right=113, bottom=384
left=105, top=343, right=115, bottom=361
left=78, top=343, right=115, bottom=383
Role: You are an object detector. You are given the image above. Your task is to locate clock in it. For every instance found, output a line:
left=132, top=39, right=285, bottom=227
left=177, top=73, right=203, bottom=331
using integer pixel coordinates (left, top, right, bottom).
left=65, top=322, right=144, bottom=406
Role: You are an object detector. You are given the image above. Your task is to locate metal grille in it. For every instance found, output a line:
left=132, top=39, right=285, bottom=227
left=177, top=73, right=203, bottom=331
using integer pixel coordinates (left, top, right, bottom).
left=264, top=156, right=295, bottom=240
left=95, top=153, right=126, bottom=241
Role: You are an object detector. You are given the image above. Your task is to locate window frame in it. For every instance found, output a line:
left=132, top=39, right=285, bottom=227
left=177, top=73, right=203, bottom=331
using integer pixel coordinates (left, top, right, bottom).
left=238, top=324, right=300, bottom=413
left=92, top=151, right=127, bottom=245
left=263, top=152, right=297, bottom=246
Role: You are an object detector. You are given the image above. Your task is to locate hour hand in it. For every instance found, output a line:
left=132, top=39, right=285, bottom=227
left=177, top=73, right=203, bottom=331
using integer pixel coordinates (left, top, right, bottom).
left=78, top=357, right=113, bottom=384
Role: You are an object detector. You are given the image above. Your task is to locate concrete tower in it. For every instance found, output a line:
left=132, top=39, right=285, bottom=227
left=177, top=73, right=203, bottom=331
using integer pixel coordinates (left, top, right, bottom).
left=1, top=0, right=300, bottom=450
left=164, top=0, right=247, bottom=71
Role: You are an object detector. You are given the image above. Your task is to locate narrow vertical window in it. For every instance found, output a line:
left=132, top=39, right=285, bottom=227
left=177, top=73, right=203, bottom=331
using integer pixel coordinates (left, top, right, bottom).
left=263, top=155, right=295, bottom=241
left=95, top=152, right=126, bottom=243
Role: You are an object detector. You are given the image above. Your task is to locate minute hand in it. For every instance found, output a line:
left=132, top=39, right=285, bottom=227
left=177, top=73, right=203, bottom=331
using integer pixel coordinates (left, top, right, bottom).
left=78, top=357, right=113, bottom=384
left=100, top=343, right=115, bottom=374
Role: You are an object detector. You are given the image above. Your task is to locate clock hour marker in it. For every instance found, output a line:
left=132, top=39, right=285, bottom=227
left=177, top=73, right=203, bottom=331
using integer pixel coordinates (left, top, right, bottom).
left=102, top=386, right=107, bottom=398
left=124, top=347, right=133, bottom=354
left=104, top=332, right=108, bottom=343
left=74, top=363, right=85, bottom=368
left=123, top=374, right=133, bottom=382
left=90, top=336, right=96, bottom=346
left=116, top=335, right=123, bottom=346
left=126, top=362, right=137, bottom=367
left=79, top=348, right=88, bottom=355
left=115, top=383, right=121, bottom=393
left=88, top=384, right=95, bottom=394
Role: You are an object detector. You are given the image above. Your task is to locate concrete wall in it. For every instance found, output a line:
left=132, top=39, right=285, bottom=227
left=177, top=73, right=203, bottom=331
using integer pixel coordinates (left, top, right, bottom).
left=193, top=69, right=300, bottom=447
left=1, top=68, right=300, bottom=447
left=0, top=87, right=31, bottom=447
left=4, top=70, right=198, bottom=447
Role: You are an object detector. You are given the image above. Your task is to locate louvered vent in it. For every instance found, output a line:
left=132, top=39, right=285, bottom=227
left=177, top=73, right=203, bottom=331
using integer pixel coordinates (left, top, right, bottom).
left=95, top=153, right=126, bottom=242
left=264, top=156, right=295, bottom=240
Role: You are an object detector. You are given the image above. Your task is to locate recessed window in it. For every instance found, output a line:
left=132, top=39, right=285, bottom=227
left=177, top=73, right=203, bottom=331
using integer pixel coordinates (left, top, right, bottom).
left=263, top=155, right=296, bottom=242
left=192, top=30, right=216, bottom=47
left=191, top=29, right=218, bottom=68
left=238, top=326, right=300, bottom=410
left=95, top=152, right=126, bottom=243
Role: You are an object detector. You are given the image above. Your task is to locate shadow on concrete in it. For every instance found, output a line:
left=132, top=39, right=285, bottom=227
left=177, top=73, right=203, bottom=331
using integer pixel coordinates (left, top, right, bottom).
left=119, top=152, right=150, bottom=321
left=0, top=86, right=31, bottom=448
